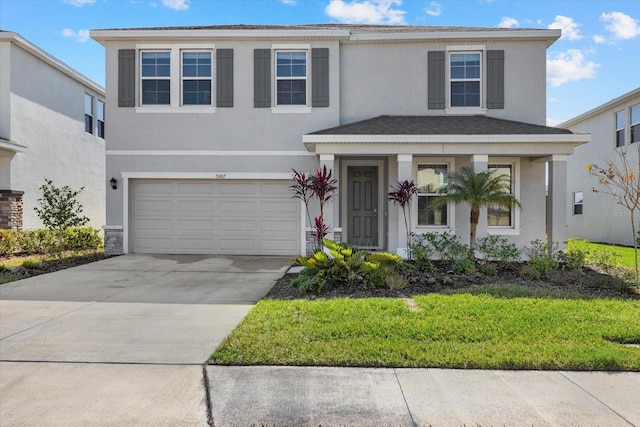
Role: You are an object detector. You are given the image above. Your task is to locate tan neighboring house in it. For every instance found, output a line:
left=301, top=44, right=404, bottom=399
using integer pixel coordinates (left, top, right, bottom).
left=0, top=31, right=106, bottom=231
left=562, top=87, right=640, bottom=247
left=91, top=24, right=588, bottom=257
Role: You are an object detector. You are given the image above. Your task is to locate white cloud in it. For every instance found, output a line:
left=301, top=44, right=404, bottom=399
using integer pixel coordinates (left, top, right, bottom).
left=548, top=15, right=583, bottom=41
left=62, top=0, right=96, bottom=6
left=547, top=49, right=599, bottom=87
left=601, top=11, right=640, bottom=40
left=325, top=0, right=406, bottom=25
left=424, top=1, right=441, bottom=17
left=593, top=34, right=606, bottom=44
left=61, top=28, right=90, bottom=42
left=162, top=0, right=189, bottom=10
left=280, top=0, right=297, bottom=4
left=498, top=17, right=519, bottom=28
left=547, top=117, right=563, bottom=127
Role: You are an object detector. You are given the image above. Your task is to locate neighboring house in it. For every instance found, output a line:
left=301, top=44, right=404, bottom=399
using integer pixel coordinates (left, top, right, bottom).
left=562, top=87, right=640, bottom=247
left=90, top=24, right=588, bottom=257
left=0, top=31, right=106, bottom=231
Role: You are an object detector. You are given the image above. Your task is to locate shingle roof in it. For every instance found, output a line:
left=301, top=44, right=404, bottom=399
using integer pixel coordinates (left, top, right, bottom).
left=93, top=23, right=542, bottom=33
left=309, top=115, right=573, bottom=136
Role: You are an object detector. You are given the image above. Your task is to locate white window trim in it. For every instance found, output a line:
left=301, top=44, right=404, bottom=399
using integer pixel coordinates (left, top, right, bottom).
left=84, top=93, right=94, bottom=134
left=96, top=99, right=105, bottom=138
left=573, top=191, right=584, bottom=216
left=273, top=45, right=310, bottom=111
left=615, top=109, right=626, bottom=148
left=180, top=50, right=213, bottom=107
left=630, top=104, right=640, bottom=144
left=136, top=44, right=216, bottom=113
left=487, top=157, right=521, bottom=236
left=413, top=157, right=456, bottom=232
left=140, top=50, right=172, bottom=107
left=445, top=45, right=487, bottom=114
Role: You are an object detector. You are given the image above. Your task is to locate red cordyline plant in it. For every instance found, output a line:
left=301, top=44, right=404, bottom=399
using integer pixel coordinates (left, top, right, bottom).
left=290, top=166, right=337, bottom=251
left=388, top=180, right=417, bottom=259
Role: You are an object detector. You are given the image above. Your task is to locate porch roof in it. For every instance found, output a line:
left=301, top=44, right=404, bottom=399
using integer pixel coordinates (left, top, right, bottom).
left=303, top=115, right=589, bottom=156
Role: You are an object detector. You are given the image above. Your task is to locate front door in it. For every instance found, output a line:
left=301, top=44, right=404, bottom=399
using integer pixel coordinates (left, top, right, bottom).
left=347, top=166, right=378, bottom=247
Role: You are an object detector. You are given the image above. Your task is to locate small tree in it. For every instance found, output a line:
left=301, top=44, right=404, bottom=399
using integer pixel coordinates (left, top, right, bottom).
left=388, top=180, right=417, bottom=259
left=34, top=178, right=89, bottom=257
left=431, top=167, right=521, bottom=249
left=290, top=166, right=337, bottom=251
left=587, top=143, right=640, bottom=281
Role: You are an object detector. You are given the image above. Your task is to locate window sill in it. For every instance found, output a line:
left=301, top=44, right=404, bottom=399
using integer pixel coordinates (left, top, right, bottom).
left=487, top=228, right=521, bottom=236
left=414, top=227, right=455, bottom=234
left=446, top=107, right=487, bottom=116
left=135, top=106, right=217, bottom=114
left=271, top=106, right=312, bottom=114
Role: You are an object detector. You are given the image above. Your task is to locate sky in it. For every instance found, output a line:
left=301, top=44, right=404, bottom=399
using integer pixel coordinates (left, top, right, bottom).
left=1, top=0, right=639, bottom=125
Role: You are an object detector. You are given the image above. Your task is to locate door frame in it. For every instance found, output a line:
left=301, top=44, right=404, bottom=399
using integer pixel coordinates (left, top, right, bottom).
left=340, top=159, right=385, bottom=250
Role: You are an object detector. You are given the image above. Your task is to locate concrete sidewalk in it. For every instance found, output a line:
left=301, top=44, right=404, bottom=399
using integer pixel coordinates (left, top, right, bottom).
left=206, top=366, right=640, bottom=426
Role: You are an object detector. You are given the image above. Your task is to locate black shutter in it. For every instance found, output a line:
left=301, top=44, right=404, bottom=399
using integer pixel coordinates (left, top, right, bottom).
left=216, top=49, right=234, bottom=107
left=118, top=49, right=135, bottom=107
left=254, top=49, right=271, bottom=108
left=311, top=48, right=329, bottom=107
left=427, top=51, right=445, bottom=110
left=487, top=50, right=505, bottom=109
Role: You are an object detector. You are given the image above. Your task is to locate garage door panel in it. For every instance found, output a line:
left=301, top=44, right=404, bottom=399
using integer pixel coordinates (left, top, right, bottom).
left=131, top=179, right=300, bottom=255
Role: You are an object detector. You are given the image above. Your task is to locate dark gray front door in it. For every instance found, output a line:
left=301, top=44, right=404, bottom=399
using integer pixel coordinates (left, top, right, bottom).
left=347, top=166, right=378, bottom=247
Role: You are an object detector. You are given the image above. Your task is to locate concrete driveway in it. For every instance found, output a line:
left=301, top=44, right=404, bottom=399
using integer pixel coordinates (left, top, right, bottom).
left=0, top=254, right=291, bottom=426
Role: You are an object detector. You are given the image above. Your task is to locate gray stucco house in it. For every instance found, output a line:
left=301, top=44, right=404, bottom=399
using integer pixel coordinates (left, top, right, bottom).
left=562, top=87, right=640, bottom=247
left=0, top=31, right=106, bottom=231
left=91, top=24, right=588, bottom=257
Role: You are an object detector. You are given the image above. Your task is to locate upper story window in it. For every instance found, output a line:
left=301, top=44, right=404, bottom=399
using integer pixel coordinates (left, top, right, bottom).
left=182, top=51, right=212, bottom=105
left=573, top=191, right=583, bottom=215
left=631, top=104, right=640, bottom=144
left=97, top=100, right=105, bottom=138
left=417, top=164, right=449, bottom=227
left=450, top=53, right=481, bottom=108
left=276, top=51, right=307, bottom=106
left=84, top=94, right=94, bottom=134
left=615, top=110, right=625, bottom=148
left=487, top=165, right=513, bottom=227
left=141, top=51, right=171, bottom=105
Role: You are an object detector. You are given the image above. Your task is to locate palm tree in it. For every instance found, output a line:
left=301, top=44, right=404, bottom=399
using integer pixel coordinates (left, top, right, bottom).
left=431, top=167, right=521, bottom=249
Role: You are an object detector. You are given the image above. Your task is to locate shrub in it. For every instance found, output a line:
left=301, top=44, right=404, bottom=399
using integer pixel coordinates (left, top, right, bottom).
left=21, top=259, right=41, bottom=269
left=63, top=227, right=103, bottom=251
left=411, top=232, right=472, bottom=262
left=19, top=229, right=57, bottom=255
left=524, top=239, right=561, bottom=274
left=293, top=239, right=402, bottom=293
left=452, top=258, right=476, bottom=275
left=0, top=230, right=19, bottom=257
left=562, top=240, right=588, bottom=273
left=476, top=236, right=520, bottom=264
left=520, top=264, right=542, bottom=281
left=408, top=233, right=434, bottom=271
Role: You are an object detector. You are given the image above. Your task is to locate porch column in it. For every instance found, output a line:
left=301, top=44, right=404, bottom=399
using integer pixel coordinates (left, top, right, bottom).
left=470, top=155, right=489, bottom=244
left=319, top=154, right=335, bottom=242
left=397, top=154, right=413, bottom=257
left=547, top=155, right=568, bottom=251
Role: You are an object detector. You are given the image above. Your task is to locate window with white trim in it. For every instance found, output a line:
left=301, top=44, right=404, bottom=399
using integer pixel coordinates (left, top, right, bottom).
left=615, top=110, right=625, bottom=148
left=450, top=52, right=481, bottom=107
left=417, top=164, right=449, bottom=226
left=573, top=191, right=583, bottom=215
left=141, top=51, right=171, bottom=105
left=276, top=50, right=307, bottom=106
left=631, top=104, right=640, bottom=144
left=182, top=51, right=212, bottom=105
left=97, top=100, right=105, bottom=138
left=487, top=164, right=513, bottom=227
left=84, top=94, right=94, bottom=134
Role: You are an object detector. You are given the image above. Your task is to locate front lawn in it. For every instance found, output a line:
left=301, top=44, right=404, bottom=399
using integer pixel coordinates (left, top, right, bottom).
left=211, top=285, right=640, bottom=371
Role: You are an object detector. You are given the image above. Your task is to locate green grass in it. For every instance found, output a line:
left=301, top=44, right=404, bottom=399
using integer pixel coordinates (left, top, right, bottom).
left=588, top=242, right=637, bottom=270
left=211, top=285, right=640, bottom=371
left=568, top=239, right=638, bottom=270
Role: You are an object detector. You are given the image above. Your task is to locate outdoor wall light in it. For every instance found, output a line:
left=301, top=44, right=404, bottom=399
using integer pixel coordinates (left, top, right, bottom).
left=110, top=177, right=118, bottom=190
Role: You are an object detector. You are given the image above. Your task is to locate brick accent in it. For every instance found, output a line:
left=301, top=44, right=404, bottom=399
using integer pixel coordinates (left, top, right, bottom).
left=104, top=228, right=124, bottom=255
left=0, top=190, right=24, bottom=231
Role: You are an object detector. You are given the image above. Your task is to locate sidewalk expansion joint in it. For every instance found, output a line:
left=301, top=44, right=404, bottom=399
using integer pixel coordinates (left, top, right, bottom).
left=393, top=368, right=418, bottom=427
left=202, top=363, right=215, bottom=427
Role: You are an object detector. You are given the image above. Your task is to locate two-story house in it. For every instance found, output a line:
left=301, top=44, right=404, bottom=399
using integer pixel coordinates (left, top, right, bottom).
left=0, top=31, right=106, bottom=231
left=91, top=24, right=588, bottom=257
left=562, top=87, right=640, bottom=247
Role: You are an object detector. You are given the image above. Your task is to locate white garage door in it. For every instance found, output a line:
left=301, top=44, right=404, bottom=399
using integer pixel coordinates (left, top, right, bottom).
left=131, top=179, right=301, bottom=255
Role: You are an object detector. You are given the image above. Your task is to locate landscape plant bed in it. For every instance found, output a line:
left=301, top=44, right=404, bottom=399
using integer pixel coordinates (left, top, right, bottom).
left=0, top=252, right=110, bottom=284
left=211, top=283, right=640, bottom=370
left=265, top=261, right=639, bottom=301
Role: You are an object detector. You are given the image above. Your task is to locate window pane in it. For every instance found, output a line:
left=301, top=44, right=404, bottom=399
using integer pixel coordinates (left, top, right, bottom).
left=97, top=100, right=105, bottom=121
left=182, top=52, right=211, bottom=77
left=617, top=130, right=625, bottom=147
left=84, top=94, right=93, bottom=115
left=84, top=115, right=93, bottom=134
left=616, top=110, right=625, bottom=129
left=417, top=165, right=447, bottom=193
left=632, top=104, right=640, bottom=125
left=488, top=204, right=511, bottom=226
left=632, top=124, right=640, bottom=144
left=489, top=165, right=512, bottom=192
left=574, top=191, right=583, bottom=204
left=277, top=51, right=306, bottom=78
left=451, top=81, right=480, bottom=107
left=418, top=195, right=448, bottom=226
left=277, top=79, right=306, bottom=105
left=142, top=79, right=170, bottom=105
left=142, top=52, right=170, bottom=77
left=97, top=120, right=105, bottom=138
left=183, top=80, right=211, bottom=105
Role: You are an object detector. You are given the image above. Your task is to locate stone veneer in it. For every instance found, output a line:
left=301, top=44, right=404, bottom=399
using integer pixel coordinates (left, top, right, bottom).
left=0, top=190, right=24, bottom=231
left=103, top=227, right=124, bottom=255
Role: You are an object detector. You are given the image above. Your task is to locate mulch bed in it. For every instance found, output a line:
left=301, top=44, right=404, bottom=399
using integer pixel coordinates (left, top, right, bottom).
left=265, top=261, right=640, bottom=300
left=0, top=253, right=110, bottom=279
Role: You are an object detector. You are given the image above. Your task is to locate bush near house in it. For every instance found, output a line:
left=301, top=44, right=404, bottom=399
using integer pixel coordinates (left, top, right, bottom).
left=0, top=227, right=103, bottom=258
